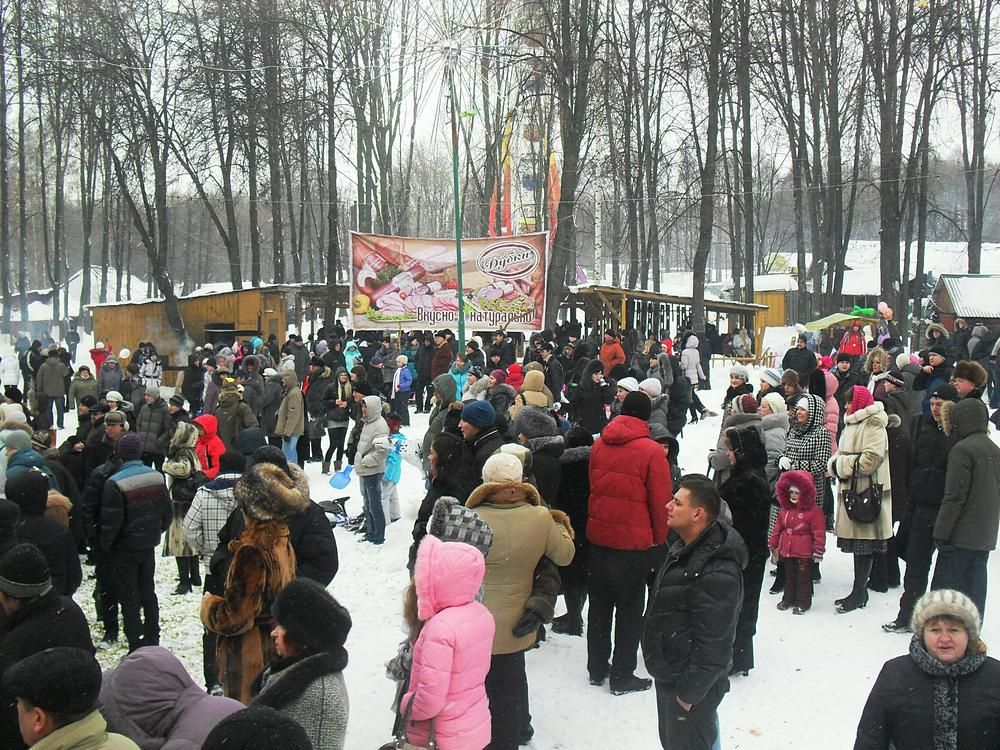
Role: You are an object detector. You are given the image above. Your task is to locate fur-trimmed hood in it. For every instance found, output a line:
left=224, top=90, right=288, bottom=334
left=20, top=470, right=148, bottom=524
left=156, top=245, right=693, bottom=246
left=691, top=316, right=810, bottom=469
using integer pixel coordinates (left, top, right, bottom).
left=466, top=480, right=541, bottom=510
left=925, top=322, right=949, bottom=340
left=775, top=469, right=818, bottom=511
left=724, top=424, right=767, bottom=470
left=941, top=397, right=988, bottom=439
left=169, top=421, right=199, bottom=453
left=844, top=399, right=888, bottom=427
left=236, top=462, right=311, bottom=521
left=559, top=445, right=592, bottom=464
left=514, top=405, right=559, bottom=440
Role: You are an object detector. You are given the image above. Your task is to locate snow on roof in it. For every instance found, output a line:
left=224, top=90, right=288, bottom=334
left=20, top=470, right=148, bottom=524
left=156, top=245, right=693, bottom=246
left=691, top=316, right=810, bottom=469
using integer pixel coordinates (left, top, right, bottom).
left=934, top=274, right=1000, bottom=319
left=722, top=274, right=797, bottom=293
left=839, top=268, right=882, bottom=297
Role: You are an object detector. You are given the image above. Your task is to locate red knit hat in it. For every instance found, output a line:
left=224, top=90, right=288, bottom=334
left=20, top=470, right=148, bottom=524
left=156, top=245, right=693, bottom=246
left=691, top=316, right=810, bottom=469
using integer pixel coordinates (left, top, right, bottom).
left=850, top=385, right=874, bottom=413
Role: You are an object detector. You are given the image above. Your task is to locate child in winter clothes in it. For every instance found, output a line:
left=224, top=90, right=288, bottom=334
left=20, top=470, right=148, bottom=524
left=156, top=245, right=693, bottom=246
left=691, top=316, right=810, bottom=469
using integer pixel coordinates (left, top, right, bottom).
left=403, top=534, right=495, bottom=750
left=770, top=470, right=826, bottom=614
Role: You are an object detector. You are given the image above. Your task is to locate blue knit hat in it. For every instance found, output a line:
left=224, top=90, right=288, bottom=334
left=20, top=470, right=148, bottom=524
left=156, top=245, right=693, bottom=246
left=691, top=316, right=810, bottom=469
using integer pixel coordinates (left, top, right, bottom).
left=460, top=400, right=496, bottom=429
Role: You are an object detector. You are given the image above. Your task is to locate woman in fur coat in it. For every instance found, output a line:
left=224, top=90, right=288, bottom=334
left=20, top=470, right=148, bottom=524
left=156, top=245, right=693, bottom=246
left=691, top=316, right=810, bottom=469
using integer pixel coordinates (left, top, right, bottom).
left=828, top=386, right=892, bottom=614
left=251, top=578, right=352, bottom=750
left=551, top=426, right=593, bottom=637
left=201, top=461, right=306, bottom=703
left=162, top=421, right=204, bottom=595
left=709, top=394, right=763, bottom=487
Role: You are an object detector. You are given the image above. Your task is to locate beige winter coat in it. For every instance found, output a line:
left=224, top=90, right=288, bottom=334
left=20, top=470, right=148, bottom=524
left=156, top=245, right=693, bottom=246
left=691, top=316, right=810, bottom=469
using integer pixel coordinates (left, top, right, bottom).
left=829, top=401, right=893, bottom=541
left=466, top=480, right=575, bottom=655
left=275, top=371, right=305, bottom=438
left=508, top=370, right=552, bottom=422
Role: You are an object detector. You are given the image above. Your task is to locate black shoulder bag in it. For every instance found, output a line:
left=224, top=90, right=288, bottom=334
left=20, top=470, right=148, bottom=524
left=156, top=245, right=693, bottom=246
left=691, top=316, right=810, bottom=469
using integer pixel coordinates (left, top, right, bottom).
left=843, top=455, right=883, bottom=524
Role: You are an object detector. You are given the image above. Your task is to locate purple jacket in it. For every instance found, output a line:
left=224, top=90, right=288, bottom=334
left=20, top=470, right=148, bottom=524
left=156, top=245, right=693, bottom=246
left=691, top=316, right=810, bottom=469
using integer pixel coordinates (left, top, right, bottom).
left=404, top=535, right=495, bottom=750
left=100, top=646, right=243, bottom=749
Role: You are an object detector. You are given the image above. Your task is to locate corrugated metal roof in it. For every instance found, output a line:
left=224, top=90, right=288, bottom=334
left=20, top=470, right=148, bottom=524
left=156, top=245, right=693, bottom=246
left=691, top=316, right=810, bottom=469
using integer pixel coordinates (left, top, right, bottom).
left=934, top=274, right=1000, bottom=318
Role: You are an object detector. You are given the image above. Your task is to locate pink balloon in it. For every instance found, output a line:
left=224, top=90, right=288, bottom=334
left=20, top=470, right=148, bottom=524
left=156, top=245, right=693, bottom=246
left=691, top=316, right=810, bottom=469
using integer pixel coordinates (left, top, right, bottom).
left=877, top=301, right=889, bottom=313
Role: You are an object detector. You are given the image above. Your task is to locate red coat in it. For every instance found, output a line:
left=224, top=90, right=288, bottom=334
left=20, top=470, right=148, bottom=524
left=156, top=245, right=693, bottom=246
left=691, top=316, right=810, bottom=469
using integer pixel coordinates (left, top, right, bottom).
left=599, top=340, right=626, bottom=375
left=587, top=415, right=671, bottom=550
left=194, top=414, right=226, bottom=479
left=90, top=347, right=109, bottom=373
left=839, top=328, right=866, bottom=357
left=770, top=470, right=826, bottom=560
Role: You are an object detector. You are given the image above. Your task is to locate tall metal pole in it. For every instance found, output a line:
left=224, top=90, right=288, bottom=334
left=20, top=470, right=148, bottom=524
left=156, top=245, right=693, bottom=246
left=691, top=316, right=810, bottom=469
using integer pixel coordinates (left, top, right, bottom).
left=448, top=63, right=466, bottom=351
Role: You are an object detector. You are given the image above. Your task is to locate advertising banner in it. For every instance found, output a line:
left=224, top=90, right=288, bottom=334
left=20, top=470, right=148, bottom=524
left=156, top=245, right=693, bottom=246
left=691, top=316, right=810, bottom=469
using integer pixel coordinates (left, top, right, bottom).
left=350, top=232, right=548, bottom=331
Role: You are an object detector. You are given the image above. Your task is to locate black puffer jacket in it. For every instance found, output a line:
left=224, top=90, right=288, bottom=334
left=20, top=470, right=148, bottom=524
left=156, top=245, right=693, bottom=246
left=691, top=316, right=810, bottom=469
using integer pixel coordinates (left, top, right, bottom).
left=525, top=434, right=565, bottom=506
left=259, top=374, right=283, bottom=436
left=666, top=368, right=692, bottom=436
left=642, top=521, right=747, bottom=706
left=136, top=397, right=171, bottom=456
left=854, top=649, right=1000, bottom=750
left=555, top=445, right=591, bottom=581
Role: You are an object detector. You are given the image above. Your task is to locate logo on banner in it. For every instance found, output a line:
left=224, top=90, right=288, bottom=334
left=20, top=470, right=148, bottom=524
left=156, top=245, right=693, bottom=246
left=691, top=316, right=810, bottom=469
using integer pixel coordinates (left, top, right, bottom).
left=476, top=242, right=540, bottom=280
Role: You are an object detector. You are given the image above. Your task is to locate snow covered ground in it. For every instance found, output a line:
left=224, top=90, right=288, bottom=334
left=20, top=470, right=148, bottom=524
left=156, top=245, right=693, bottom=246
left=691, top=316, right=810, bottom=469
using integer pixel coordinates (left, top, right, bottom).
left=36, top=350, right=1000, bottom=749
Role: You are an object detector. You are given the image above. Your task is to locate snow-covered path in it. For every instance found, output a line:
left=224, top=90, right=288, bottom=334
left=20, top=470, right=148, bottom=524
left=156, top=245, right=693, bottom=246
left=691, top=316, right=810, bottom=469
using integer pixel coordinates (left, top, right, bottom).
left=53, top=353, right=998, bottom=750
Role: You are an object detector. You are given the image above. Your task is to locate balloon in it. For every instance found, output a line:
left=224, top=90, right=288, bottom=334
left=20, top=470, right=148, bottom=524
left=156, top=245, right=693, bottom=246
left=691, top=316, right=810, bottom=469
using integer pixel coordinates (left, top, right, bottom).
left=877, top=301, right=889, bottom=313
left=884, top=308, right=893, bottom=320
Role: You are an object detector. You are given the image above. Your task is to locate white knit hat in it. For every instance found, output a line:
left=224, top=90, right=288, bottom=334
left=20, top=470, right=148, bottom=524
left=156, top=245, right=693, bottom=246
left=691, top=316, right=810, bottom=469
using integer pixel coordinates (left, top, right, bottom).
left=616, top=376, right=640, bottom=393
left=638, top=377, right=662, bottom=398
left=911, top=589, right=981, bottom=644
left=481, top=453, right=523, bottom=484
left=760, top=368, right=782, bottom=388
left=761, top=392, right=787, bottom=416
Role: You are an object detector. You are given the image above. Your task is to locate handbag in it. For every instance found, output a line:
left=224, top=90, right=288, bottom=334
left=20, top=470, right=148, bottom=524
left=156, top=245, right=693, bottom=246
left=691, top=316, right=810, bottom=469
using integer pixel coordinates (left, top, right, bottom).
left=378, top=694, right=436, bottom=750
left=843, top=455, right=883, bottom=524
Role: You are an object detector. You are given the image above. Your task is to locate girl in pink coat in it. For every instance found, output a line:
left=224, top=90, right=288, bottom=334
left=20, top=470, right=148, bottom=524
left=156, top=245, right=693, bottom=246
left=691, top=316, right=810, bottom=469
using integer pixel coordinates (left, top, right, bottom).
left=823, top=370, right=841, bottom=454
left=770, top=470, right=826, bottom=614
left=403, top=534, right=496, bottom=750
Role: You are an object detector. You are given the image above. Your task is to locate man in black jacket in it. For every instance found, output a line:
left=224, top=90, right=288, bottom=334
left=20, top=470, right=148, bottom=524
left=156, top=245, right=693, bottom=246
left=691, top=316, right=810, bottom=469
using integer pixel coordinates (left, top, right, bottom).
left=539, top=342, right=565, bottom=405
left=642, top=476, right=747, bottom=750
left=883, top=383, right=958, bottom=633
left=492, top=330, right=516, bottom=369
left=100, top=433, right=171, bottom=652
left=781, top=334, right=818, bottom=384
left=458, top=400, right=506, bottom=476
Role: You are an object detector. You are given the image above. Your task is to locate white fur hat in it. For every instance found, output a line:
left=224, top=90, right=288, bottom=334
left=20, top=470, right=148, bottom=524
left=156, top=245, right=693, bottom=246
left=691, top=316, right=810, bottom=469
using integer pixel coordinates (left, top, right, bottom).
left=911, top=589, right=981, bottom=644
left=761, top=392, right=787, bottom=416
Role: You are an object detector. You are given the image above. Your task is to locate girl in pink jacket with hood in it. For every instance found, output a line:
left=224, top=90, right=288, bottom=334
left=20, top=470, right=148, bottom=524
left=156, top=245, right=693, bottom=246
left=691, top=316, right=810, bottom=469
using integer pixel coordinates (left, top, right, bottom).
left=403, top=534, right=495, bottom=749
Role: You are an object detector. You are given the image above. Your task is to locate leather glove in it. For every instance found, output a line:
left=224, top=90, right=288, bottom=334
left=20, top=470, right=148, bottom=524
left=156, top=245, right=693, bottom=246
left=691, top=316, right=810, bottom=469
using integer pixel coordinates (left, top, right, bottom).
left=778, top=456, right=792, bottom=471
left=512, top=609, right=544, bottom=638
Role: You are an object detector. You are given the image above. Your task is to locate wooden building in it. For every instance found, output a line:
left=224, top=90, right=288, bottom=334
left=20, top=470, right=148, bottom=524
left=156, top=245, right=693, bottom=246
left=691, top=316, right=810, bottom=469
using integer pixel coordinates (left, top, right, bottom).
left=89, top=283, right=348, bottom=368
left=563, top=284, right=769, bottom=356
left=931, top=274, right=1000, bottom=331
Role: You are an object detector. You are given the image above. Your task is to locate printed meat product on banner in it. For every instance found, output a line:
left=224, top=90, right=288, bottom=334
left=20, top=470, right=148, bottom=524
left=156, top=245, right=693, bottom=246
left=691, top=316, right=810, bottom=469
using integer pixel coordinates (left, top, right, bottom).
left=351, top=232, right=548, bottom=331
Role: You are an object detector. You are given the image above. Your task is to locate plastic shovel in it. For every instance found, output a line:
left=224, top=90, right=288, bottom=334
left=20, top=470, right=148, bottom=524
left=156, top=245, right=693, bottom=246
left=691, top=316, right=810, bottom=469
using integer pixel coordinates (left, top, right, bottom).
left=329, top=464, right=354, bottom=489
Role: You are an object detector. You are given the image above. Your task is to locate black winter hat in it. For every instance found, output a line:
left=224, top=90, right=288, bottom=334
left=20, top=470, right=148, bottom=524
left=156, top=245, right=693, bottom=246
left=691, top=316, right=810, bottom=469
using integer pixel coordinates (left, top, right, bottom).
left=168, top=394, right=185, bottom=408
left=271, top=578, right=351, bottom=667
left=836, top=352, right=853, bottom=364
left=79, top=395, right=99, bottom=409
left=116, top=433, right=143, bottom=462
left=620, top=391, right=652, bottom=420
left=2, top=647, right=101, bottom=716
left=310, top=356, right=325, bottom=368
left=929, top=383, right=959, bottom=403
left=0, top=543, right=51, bottom=598
left=4, top=468, right=50, bottom=517
left=202, top=706, right=314, bottom=750
left=250, top=445, right=292, bottom=478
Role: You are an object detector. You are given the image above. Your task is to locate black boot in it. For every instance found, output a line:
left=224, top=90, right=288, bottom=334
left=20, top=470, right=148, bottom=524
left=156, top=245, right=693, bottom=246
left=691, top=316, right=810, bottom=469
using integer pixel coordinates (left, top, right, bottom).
left=769, top=560, right=785, bottom=594
left=836, top=554, right=872, bottom=613
left=189, top=558, right=202, bottom=588
left=172, top=557, right=192, bottom=595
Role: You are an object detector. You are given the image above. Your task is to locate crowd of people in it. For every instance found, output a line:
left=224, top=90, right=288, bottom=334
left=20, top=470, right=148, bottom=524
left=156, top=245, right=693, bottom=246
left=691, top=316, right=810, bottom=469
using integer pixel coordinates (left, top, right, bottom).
left=0, top=315, right=996, bottom=749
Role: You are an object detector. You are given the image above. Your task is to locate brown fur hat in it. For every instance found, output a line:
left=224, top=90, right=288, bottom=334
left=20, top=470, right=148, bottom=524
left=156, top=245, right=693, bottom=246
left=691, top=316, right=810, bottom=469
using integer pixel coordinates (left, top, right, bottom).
left=236, top=462, right=311, bottom=521
left=953, top=360, right=988, bottom=389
